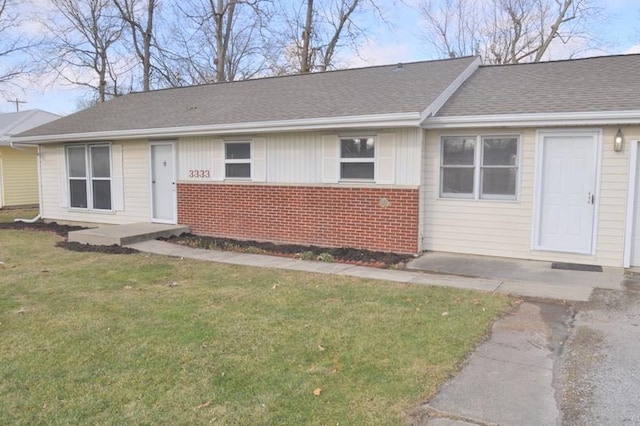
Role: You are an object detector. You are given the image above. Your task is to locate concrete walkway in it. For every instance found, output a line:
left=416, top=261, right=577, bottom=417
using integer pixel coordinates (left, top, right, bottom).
left=129, top=240, right=609, bottom=301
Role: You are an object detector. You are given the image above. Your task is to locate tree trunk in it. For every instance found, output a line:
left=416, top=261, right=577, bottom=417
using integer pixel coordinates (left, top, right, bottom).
left=300, top=0, right=313, bottom=74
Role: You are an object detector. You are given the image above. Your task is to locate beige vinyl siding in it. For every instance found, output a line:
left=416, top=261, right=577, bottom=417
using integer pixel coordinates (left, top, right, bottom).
left=178, top=129, right=422, bottom=186
left=0, top=146, right=39, bottom=207
left=422, top=126, right=637, bottom=267
left=40, top=140, right=150, bottom=224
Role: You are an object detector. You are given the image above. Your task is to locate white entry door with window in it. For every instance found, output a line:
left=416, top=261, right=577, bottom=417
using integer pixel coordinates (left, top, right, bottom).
left=150, top=142, right=176, bottom=223
left=535, top=131, right=599, bottom=254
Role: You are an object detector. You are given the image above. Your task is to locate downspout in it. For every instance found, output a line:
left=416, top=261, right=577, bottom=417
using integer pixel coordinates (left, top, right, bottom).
left=12, top=142, right=42, bottom=224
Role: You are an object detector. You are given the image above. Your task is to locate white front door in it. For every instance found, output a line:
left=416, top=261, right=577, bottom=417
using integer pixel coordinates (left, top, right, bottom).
left=535, top=132, right=598, bottom=254
left=630, top=146, right=640, bottom=266
left=151, top=143, right=176, bottom=223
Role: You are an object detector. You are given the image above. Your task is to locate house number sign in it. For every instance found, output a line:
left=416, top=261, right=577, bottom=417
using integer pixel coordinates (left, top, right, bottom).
left=188, top=169, right=211, bottom=178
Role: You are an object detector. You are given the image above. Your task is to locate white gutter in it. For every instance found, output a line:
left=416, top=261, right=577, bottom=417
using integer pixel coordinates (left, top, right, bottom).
left=14, top=214, right=41, bottom=223
left=423, top=110, right=640, bottom=129
left=10, top=112, right=422, bottom=144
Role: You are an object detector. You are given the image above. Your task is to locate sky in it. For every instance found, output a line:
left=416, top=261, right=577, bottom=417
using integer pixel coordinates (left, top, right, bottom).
left=1, top=0, right=639, bottom=116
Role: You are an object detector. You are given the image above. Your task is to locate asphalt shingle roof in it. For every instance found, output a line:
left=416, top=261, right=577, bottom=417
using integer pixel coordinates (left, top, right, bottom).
left=19, top=57, right=477, bottom=138
left=436, top=54, right=640, bottom=117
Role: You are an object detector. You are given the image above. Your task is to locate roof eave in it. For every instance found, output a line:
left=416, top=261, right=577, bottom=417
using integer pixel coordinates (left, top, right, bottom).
left=422, top=110, right=640, bottom=129
left=11, top=112, right=422, bottom=144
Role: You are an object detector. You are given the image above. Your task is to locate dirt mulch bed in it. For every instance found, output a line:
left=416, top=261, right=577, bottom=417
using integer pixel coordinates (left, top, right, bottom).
left=1, top=221, right=138, bottom=255
left=163, top=233, right=415, bottom=268
left=55, top=241, right=139, bottom=254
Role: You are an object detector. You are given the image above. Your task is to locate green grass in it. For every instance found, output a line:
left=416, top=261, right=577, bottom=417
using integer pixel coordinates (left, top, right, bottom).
left=0, top=230, right=513, bottom=425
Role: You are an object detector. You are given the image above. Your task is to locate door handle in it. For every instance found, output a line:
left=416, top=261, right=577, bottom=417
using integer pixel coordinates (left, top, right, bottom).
left=587, top=192, right=595, bottom=205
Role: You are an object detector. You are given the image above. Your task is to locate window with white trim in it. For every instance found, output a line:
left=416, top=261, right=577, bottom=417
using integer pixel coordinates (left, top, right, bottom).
left=340, top=137, right=375, bottom=180
left=440, top=135, right=519, bottom=200
left=67, top=144, right=112, bottom=210
left=225, top=142, right=251, bottom=179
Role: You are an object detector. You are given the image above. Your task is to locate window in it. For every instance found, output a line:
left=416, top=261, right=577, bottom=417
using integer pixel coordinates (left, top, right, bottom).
left=340, top=137, right=375, bottom=180
left=225, top=142, right=251, bottom=179
left=67, top=144, right=112, bottom=210
left=440, top=135, right=519, bottom=200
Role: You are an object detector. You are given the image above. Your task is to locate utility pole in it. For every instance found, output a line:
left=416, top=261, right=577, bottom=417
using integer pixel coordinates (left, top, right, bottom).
left=7, top=98, right=26, bottom=112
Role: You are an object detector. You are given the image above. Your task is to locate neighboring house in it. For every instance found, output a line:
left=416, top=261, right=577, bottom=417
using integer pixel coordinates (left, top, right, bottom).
left=0, top=110, right=60, bottom=208
left=10, top=54, right=640, bottom=268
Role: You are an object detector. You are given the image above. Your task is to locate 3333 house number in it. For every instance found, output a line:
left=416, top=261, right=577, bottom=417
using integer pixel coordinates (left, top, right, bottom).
left=188, top=169, right=211, bottom=178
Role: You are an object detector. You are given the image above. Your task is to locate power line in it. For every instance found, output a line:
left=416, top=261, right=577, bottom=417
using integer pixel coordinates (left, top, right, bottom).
left=7, top=98, right=27, bottom=112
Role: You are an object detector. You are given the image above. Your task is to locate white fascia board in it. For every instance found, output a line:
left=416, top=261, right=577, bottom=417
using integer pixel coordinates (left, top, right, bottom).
left=423, top=110, right=640, bottom=129
left=10, top=113, right=422, bottom=144
left=419, top=56, right=482, bottom=123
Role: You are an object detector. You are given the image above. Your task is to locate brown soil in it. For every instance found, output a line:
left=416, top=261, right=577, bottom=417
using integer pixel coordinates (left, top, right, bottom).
left=163, top=234, right=414, bottom=268
left=0, top=221, right=138, bottom=255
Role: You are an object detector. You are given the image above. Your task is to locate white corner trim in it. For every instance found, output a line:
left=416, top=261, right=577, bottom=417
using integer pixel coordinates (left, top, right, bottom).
left=10, top=113, right=422, bottom=144
left=624, top=140, right=640, bottom=268
left=419, top=56, right=482, bottom=123
left=424, top=110, right=640, bottom=129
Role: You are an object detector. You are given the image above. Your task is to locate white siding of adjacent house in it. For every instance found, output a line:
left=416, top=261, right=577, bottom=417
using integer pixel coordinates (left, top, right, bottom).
left=178, top=128, right=422, bottom=186
left=421, top=126, right=639, bottom=267
left=40, top=140, right=150, bottom=224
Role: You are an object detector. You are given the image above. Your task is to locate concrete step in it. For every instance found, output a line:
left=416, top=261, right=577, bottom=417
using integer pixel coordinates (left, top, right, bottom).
left=68, top=223, right=189, bottom=246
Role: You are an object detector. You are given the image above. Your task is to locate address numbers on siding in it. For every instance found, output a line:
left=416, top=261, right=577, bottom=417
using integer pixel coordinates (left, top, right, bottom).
left=188, top=169, right=211, bottom=179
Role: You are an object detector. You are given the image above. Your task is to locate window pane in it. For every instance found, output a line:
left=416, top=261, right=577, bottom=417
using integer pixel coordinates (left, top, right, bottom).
left=91, top=146, right=111, bottom=178
left=93, top=180, right=112, bottom=210
left=483, top=138, right=518, bottom=166
left=341, top=162, right=374, bottom=180
left=341, top=138, right=375, bottom=158
left=442, top=137, right=475, bottom=165
left=481, top=168, right=516, bottom=197
left=225, top=163, right=251, bottom=178
left=442, top=168, right=474, bottom=194
left=69, top=180, right=87, bottom=208
left=225, top=143, right=250, bottom=160
left=68, top=146, right=86, bottom=177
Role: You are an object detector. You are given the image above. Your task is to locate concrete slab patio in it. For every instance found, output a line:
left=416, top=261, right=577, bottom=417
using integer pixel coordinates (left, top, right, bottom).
left=68, top=223, right=188, bottom=246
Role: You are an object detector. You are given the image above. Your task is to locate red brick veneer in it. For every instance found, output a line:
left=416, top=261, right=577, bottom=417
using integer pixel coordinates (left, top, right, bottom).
left=177, top=183, right=419, bottom=254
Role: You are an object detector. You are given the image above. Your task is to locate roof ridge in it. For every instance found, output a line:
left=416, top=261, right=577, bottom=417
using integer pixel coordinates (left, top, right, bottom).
left=119, top=56, right=479, bottom=98
left=478, top=52, right=640, bottom=69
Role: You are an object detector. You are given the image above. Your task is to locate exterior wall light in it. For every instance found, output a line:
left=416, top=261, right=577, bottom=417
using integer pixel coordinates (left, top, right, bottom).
left=614, top=128, right=624, bottom=152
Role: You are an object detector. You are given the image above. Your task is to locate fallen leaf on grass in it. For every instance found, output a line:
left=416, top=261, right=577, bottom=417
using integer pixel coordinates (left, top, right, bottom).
left=441, top=311, right=449, bottom=316
left=313, top=388, right=322, bottom=396
left=317, top=345, right=325, bottom=351
left=196, top=400, right=211, bottom=409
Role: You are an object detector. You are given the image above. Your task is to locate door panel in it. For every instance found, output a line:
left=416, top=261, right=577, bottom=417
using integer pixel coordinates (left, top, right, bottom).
left=537, top=134, right=597, bottom=254
left=631, top=148, right=640, bottom=266
left=151, top=144, right=176, bottom=223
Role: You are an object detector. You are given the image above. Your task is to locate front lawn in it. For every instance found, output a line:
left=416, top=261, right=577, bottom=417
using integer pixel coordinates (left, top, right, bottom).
left=0, top=229, right=512, bottom=424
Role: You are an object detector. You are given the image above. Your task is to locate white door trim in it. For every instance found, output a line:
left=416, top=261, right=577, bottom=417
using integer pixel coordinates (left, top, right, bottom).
left=149, top=141, right=177, bottom=224
left=532, top=128, right=602, bottom=255
left=623, top=140, right=640, bottom=267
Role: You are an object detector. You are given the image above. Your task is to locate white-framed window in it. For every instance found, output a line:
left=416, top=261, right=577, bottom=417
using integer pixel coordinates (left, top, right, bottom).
left=340, top=137, right=375, bottom=180
left=66, top=143, right=112, bottom=210
left=440, top=135, right=519, bottom=200
left=225, top=141, right=251, bottom=179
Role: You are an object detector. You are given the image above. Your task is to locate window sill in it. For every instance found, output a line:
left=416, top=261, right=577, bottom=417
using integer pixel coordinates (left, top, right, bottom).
left=437, top=196, right=519, bottom=203
left=67, top=207, right=116, bottom=214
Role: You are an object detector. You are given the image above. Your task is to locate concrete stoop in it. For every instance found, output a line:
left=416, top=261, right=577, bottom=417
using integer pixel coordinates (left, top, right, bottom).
left=68, top=223, right=188, bottom=246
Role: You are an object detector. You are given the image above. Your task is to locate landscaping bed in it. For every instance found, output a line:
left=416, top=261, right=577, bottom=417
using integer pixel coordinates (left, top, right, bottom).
left=164, top=233, right=415, bottom=268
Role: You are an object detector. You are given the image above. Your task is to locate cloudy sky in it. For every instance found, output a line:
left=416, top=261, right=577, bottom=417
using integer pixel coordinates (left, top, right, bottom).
left=2, top=0, right=639, bottom=116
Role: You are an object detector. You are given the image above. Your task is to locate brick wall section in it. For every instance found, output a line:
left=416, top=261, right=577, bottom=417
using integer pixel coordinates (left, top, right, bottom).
left=177, top=183, right=420, bottom=254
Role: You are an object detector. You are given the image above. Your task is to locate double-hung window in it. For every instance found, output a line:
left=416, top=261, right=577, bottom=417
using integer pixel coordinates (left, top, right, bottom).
left=340, top=137, right=375, bottom=180
left=225, top=142, right=251, bottom=179
left=67, top=144, right=112, bottom=210
left=440, top=135, right=519, bottom=200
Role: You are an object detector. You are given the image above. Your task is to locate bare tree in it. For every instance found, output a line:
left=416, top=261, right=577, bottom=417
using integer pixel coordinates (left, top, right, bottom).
left=156, top=0, right=269, bottom=86
left=0, top=0, right=38, bottom=96
left=267, top=0, right=388, bottom=75
left=41, top=0, right=127, bottom=102
left=113, top=0, right=159, bottom=91
left=419, top=0, right=602, bottom=64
